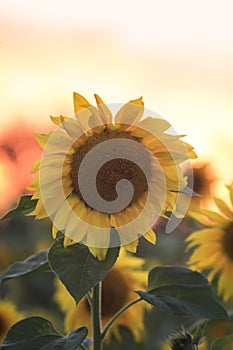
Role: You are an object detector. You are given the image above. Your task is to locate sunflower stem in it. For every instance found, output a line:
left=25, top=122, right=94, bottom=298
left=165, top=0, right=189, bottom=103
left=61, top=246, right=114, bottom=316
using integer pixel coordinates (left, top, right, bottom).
left=101, top=296, right=142, bottom=340
left=92, top=282, right=103, bottom=350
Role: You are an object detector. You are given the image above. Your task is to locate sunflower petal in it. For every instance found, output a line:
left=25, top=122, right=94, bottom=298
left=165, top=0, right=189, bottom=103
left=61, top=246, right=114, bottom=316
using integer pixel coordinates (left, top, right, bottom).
left=226, top=183, right=233, bottom=207
left=73, top=92, right=92, bottom=113
left=94, top=94, right=112, bottom=125
left=124, top=240, right=139, bottom=253
left=50, top=115, right=68, bottom=126
left=31, top=159, right=41, bottom=173
left=214, top=197, right=233, bottom=218
left=115, top=97, right=144, bottom=126
left=88, top=247, right=108, bottom=261
left=143, top=228, right=156, bottom=244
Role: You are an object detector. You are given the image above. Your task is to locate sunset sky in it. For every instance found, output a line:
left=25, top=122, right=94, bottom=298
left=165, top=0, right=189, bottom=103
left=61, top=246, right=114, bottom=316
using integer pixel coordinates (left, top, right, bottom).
left=0, top=0, right=233, bottom=202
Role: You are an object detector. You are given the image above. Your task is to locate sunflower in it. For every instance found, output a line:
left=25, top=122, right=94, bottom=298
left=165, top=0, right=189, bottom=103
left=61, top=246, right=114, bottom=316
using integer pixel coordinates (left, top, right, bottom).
left=28, top=92, right=196, bottom=260
left=0, top=300, right=24, bottom=344
left=54, top=250, right=147, bottom=342
left=186, top=183, right=233, bottom=302
left=183, top=161, right=215, bottom=210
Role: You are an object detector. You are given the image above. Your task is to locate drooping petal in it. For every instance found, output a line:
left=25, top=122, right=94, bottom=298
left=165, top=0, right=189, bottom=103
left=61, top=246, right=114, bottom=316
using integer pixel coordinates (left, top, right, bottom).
left=143, top=228, right=156, bottom=244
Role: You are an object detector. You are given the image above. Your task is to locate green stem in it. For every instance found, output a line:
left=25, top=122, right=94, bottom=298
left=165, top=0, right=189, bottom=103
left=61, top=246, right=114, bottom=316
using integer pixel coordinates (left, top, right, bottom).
left=101, top=296, right=142, bottom=340
left=92, top=282, right=102, bottom=350
left=79, top=344, right=87, bottom=350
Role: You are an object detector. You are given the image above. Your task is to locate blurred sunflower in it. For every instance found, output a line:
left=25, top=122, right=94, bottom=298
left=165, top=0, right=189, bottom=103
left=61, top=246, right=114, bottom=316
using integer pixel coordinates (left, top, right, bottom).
left=184, top=161, right=215, bottom=210
left=28, top=92, right=196, bottom=260
left=54, top=250, right=147, bottom=342
left=186, top=183, right=233, bottom=302
left=0, top=300, right=24, bottom=344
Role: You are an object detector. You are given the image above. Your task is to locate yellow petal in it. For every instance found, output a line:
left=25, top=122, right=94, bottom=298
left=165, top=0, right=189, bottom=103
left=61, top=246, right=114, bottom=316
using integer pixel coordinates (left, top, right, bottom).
left=143, top=228, right=156, bottom=245
left=35, top=132, right=53, bottom=149
left=52, top=224, right=59, bottom=239
left=26, top=199, right=48, bottom=219
left=88, top=247, right=108, bottom=261
left=214, top=197, right=233, bottom=219
left=64, top=236, right=75, bottom=248
left=31, top=159, right=41, bottom=173
left=189, top=211, right=216, bottom=227
left=226, top=183, right=233, bottom=207
left=62, top=118, right=84, bottom=140
left=73, top=92, right=92, bottom=113
left=27, top=174, right=39, bottom=190
left=136, top=117, right=171, bottom=135
left=115, top=97, right=144, bottom=126
left=124, top=240, right=139, bottom=253
left=201, top=209, right=229, bottom=226
left=50, top=115, right=68, bottom=126
left=94, top=94, right=112, bottom=125
left=43, top=131, right=73, bottom=154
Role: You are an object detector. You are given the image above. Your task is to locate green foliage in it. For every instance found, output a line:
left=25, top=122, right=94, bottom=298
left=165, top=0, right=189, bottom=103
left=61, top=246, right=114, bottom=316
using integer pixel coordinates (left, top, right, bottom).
left=1, top=316, right=88, bottom=350
left=136, top=266, right=228, bottom=320
left=0, top=195, right=37, bottom=221
left=48, top=238, right=120, bottom=304
left=0, top=250, right=49, bottom=283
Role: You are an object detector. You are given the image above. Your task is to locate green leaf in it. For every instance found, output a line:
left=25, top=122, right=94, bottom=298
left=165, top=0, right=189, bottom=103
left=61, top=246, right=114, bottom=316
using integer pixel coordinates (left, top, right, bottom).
left=136, top=267, right=228, bottom=320
left=0, top=195, right=38, bottom=221
left=48, top=238, right=120, bottom=304
left=211, top=335, right=233, bottom=349
left=0, top=251, right=49, bottom=283
left=1, top=316, right=88, bottom=350
left=103, top=326, right=137, bottom=350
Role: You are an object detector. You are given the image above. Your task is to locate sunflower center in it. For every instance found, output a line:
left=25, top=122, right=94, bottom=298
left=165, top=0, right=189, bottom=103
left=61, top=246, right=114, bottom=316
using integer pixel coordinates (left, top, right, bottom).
left=222, top=221, right=233, bottom=260
left=101, top=269, right=129, bottom=317
left=84, top=269, right=128, bottom=318
left=70, top=129, right=149, bottom=210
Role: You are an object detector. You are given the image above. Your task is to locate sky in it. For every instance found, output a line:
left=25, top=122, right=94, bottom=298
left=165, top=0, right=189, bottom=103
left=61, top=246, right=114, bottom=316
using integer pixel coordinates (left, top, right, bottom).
left=0, top=0, right=233, bottom=198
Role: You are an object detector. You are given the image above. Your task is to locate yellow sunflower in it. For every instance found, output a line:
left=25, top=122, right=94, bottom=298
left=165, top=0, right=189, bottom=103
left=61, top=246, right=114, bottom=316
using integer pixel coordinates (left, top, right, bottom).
left=54, top=249, right=147, bottom=342
left=28, top=92, right=196, bottom=260
left=0, top=300, right=24, bottom=344
left=183, top=161, right=216, bottom=210
left=186, top=183, right=233, bottom=302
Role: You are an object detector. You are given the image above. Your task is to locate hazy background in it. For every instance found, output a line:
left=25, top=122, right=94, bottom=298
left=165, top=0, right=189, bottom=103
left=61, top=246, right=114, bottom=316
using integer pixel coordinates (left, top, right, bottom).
left=1, top=0, right=233, bottom=204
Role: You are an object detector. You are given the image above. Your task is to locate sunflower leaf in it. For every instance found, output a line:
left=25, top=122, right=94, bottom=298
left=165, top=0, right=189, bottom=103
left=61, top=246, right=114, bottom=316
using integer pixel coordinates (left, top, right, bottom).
left=0, top=250, right=49, bottom=283
left=1, top=316, right=88, bottom=350
left=136, top=266, right=228, bottom=320
left=48, top=238, right=120, bottom=304
left=0, top=195, right=38, bottom=221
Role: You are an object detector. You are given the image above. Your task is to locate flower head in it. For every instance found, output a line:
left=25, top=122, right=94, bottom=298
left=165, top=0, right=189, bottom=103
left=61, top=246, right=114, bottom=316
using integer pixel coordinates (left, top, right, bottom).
left=184, top=161, right=216, bottom=210
left=28, top=92, right=196, bottom=259
left=186, top=183, right=233, bottom=301
left=54, top=250, right=147, bottom=342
